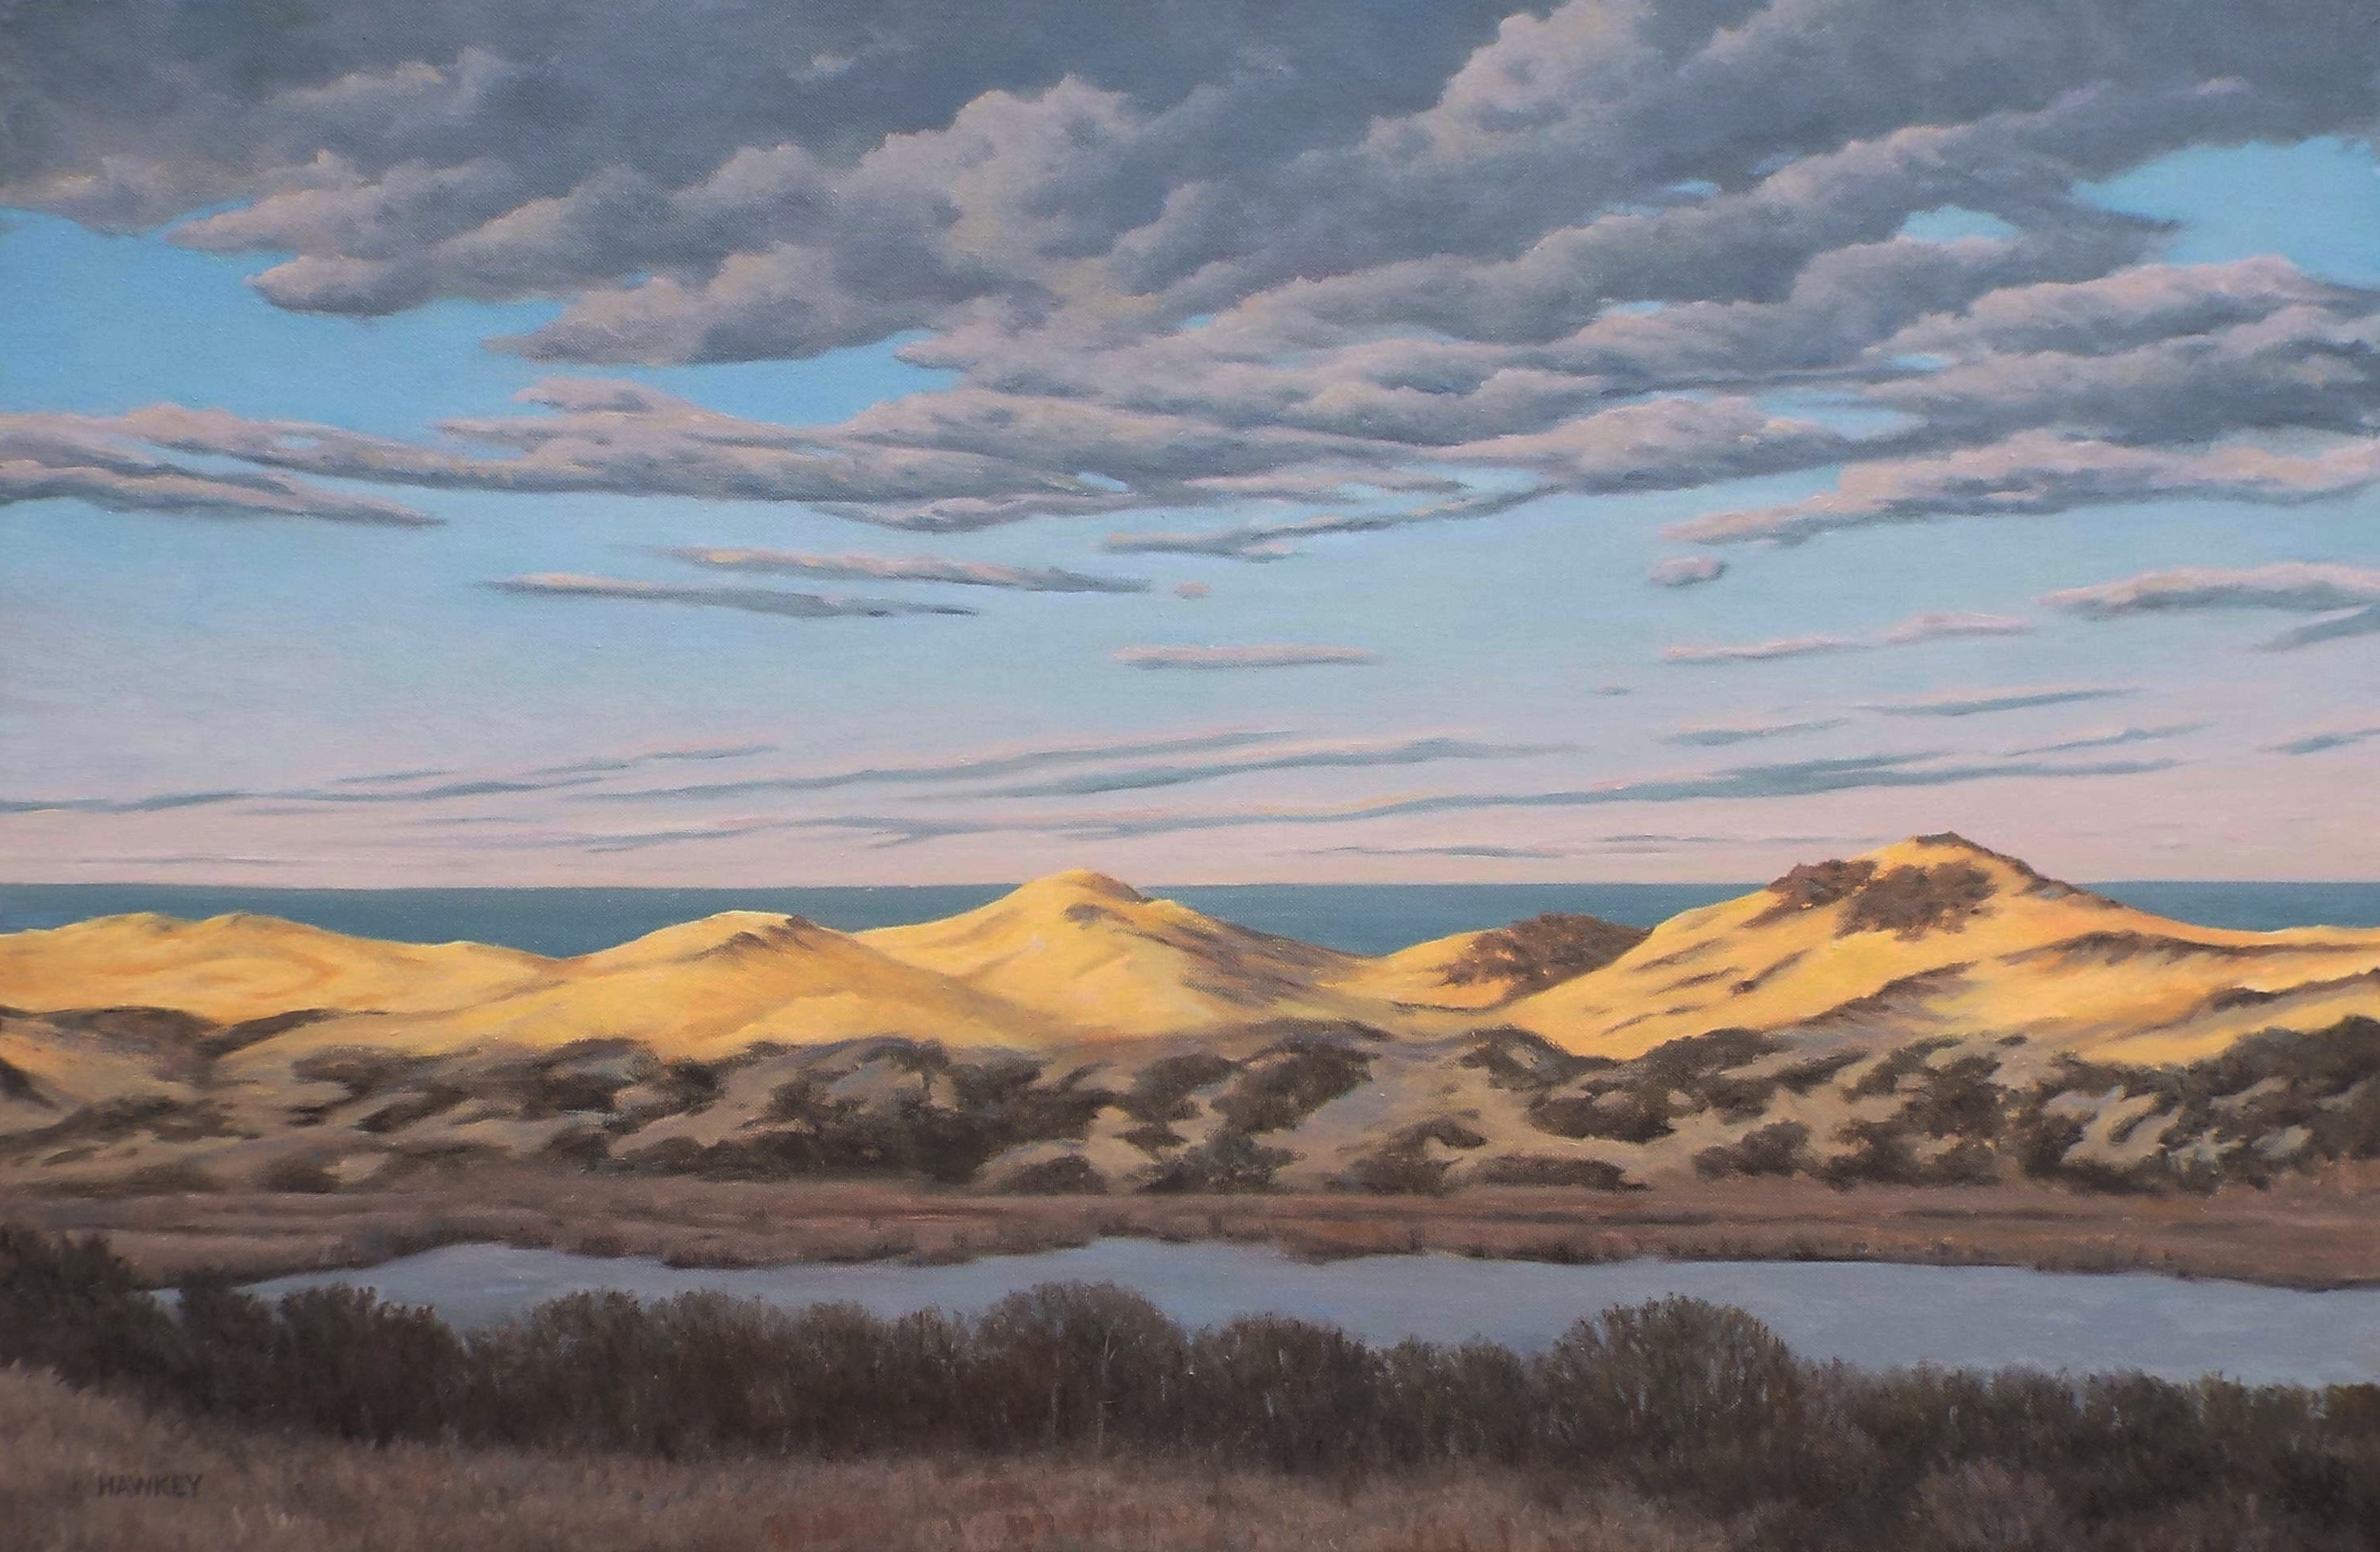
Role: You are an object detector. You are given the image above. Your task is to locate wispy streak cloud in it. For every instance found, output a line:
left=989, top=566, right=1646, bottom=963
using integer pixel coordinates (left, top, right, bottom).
left=1103, top=489, right=1546, bottom=562
left=1663, top=719, right=1848, bottom=746
left=2268, top=724, right=2380, bottom=756
left=1865, top=686, right=2135, bottom=718
left=488, top=574, right=977, bottom=618
left=580, top=729, right=1293, bottom=803
left=776, top=750, right=2178, bottom=847
left=1114, top=644, right=1378, bottom=669
left=976, top=737, right=1568, bottom=798
left=1665, top=635, right=1865, bottom=664
left=2007, top=723, right=2206, bottom=756
left=2042, top=563, right=2380, bottom=651
left=1309, top=843, right=1572, bottom=860
left=1666, top=610, right=2031, bottom=664
left=662, top=548, right=1150, bottom=594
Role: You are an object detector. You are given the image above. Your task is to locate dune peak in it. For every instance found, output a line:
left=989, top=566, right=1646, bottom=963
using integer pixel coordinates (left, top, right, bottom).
left=1012, top=869, right=1150, bottom=907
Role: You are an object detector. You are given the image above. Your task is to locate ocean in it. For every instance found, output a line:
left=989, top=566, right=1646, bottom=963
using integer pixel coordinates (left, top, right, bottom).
left=4, top=880, right=2379, bottom=957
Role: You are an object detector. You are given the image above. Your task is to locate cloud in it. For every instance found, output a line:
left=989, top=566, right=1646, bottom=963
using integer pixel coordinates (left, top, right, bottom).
left=1880, top=257, right=2368, bottom=362
left=1670, top=432, right=2380, bottom=546
left=1664, top=634, right=1867, bottom=664
left=1, top=728, right=1296, bottom=818
left=661, top=547, right=1150, bottom=593
left=1103, top=487, right=1546, bottom=563
left=974, top=736, right=1568, bottom=798
left=1648, top=555, right=1727, bottom=587
left=1174, top=581, right=1211, bottom=600
left=0, top=414, right=440, bottom=526
left=325, top=767, right=463, bottom=787
left=1667, top=608, right=2035, bottom=664
left=1866, top=685, right=2135, bottom=718
left=1309, top=843, right=1571, bottom=860
left=2268, top=724, right=2380, bottom=755
left=8, top=3, right=2371, bottom=560
left=0, top=771, right=616, bottom=816
left=579, top=728, right=1292, bottom=803
left=2041, top=562, right=2380, bottom=650
left=2263, top=607, right=2380, bottom=649
left=486, top=573, right=977, bottom=619
left=2007, top=723, right=2207, bottom=756
left=1880, top=609, right=2032, bottom=644
left=1585, top=831, right=1882, bottom=850
left=1664, top=719, right=1849, bottom=747
left=1114, top=644, right=1378, bottom=669
left=784, top=748, right=2179, bottom=845
left=523, top=744, right=778, bottom=778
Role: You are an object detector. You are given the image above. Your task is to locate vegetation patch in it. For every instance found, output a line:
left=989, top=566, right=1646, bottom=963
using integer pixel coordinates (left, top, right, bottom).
left=1752, top=858, right=1877, bottom=922
left=1839, top=863, right=1996, bottom=939
left=1211, top=1038, right=1373, bottom=1135
left=1140, top=1130, right=1296, bottom=1193
left=1694, top=1121, right=1814, bottom=1180
left=1471, top=1154, right=1643, bottom=1190
left=1443, top=914, right=1648, bottom=999
left=995, top=1154, right=1109, bottom=1194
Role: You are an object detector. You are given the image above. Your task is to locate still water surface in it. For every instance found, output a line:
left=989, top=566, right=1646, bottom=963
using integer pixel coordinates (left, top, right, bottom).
left=245, top=1240, right=2380, bottom=1386
left=13, top=880, right=2380, bottom=956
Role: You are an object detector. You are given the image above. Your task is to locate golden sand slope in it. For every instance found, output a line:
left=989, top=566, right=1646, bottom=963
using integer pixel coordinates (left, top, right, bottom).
left=0, top=910, right=1051, bottom=1058
left=0, top=913, right=552, bottom=1024
left=6, top=846, right=2375, bottom=1066
left=1326, top=914, right=1648, bottom=1012
left=859, top=871, right=1393, bottom=1037
left=301, top=913, right=1053, bottom=1057
left=1326, top=931, right=1521, bottom=1011
left=1504, top=835, right=2380, bottom=1062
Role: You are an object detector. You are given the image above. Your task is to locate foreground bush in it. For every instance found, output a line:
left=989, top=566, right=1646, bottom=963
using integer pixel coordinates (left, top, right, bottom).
left=2, top=1225, right=2377, bottom=1549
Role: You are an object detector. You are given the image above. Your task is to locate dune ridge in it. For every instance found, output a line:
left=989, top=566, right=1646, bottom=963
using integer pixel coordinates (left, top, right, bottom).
left=3, top=835, right=2376, bottom=1198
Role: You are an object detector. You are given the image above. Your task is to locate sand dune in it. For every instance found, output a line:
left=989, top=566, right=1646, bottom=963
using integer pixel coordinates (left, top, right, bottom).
left=3, top=840, right=2378, bottom=1197
left=858, top=870, right=1395, bottom=1037
left=4, top=844, right=2374, bottom=1062
left=0, top=912, right=553, bottom=1024
left=1502, top=834, right=2380, bottom=1062
left=256, top=913, right=1057, bottom=1059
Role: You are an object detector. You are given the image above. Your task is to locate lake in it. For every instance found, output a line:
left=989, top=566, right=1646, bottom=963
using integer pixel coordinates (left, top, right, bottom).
left=244, top=1240, right=2380, bottom=1387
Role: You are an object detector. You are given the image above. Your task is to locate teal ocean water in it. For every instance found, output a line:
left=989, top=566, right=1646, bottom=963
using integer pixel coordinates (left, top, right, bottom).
left=5, top=880, right=2379, bottom=957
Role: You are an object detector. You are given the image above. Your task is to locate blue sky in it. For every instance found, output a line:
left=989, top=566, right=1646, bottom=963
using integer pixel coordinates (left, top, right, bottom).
left=5, top=2, right=2378, bottom=884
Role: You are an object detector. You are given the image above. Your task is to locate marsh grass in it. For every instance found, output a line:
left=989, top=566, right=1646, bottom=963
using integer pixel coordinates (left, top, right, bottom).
left=0, top=1363, right=1733, bottom=1552
left=12, top=1168, right=2380, bottom=1291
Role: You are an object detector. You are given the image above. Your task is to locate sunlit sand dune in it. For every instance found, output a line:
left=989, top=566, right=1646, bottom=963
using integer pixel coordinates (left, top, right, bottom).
left=858, top=870, right=1395, bottom=1037
left=0, top=912, right=554, bottom=1024
left=2, top=841, right=2376, bottom=1198
left=1503, top=834, right=2380, bottom=1062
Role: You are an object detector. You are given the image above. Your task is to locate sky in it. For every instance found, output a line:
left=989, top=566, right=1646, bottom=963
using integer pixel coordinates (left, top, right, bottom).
left=3, top=0, right=2378, bottom=886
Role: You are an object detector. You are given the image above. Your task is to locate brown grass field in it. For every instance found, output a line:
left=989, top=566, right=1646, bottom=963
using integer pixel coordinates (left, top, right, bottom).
left=0, top=1363, right=1718, bottom=1552
left=7, top=1161, right=2380, bottom=1288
